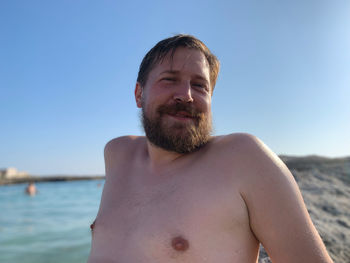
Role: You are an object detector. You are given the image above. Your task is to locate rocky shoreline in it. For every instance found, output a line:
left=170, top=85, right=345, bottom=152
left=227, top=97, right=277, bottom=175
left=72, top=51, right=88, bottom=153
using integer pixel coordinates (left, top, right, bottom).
left=0, top=175, right=105, bottom=185
left=259, top=155, right=350, bottom=262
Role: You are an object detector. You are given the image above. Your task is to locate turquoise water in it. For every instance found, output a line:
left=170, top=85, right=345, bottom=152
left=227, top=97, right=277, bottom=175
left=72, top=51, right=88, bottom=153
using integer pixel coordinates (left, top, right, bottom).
left=0, top=179, right=104, bottom=263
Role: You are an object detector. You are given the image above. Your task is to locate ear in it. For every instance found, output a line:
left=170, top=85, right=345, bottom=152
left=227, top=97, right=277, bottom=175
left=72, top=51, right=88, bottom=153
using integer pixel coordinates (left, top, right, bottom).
left=135, top=82, right=143, bottom=108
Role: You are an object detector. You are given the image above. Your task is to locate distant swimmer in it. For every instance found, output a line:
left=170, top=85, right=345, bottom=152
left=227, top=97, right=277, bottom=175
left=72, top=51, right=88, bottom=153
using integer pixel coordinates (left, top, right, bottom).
left=25, top=182, right=37, bottom=196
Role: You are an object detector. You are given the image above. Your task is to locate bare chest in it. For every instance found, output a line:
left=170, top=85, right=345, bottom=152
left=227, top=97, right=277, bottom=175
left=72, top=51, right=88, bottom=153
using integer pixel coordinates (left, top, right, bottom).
left=90, top=163, right=258, bottom=263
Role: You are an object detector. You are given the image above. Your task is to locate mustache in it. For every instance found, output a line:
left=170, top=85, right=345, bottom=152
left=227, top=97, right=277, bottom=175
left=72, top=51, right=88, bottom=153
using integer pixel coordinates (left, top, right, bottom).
left=157, top=103, right=202, bottom=119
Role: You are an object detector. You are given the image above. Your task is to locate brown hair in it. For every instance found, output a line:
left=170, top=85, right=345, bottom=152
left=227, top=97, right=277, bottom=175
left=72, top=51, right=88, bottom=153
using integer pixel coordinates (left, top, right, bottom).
left=137, top=34, right=220, bottom=92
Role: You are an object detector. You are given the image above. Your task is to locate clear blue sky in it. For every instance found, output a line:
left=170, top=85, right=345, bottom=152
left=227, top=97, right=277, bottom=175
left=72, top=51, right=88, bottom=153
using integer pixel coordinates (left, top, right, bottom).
left=1, top=0, right=349, bottom=175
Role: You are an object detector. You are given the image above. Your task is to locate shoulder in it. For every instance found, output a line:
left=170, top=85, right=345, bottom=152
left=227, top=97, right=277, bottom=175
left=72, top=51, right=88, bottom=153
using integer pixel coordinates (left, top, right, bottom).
left=212, top=133, right=281, bottom=164
left=221, top=135, right=333, bottom=262
left=212, top=133, right=291, bottom=190
left=212, top=132, right=261, bottom=150
left=104, top=135, right=146, bottom=171
left=215, top=133, right=297, bottom=194
left=104, top=135, right=145, bottom=156
left=103, top=135, right=146, bottom=178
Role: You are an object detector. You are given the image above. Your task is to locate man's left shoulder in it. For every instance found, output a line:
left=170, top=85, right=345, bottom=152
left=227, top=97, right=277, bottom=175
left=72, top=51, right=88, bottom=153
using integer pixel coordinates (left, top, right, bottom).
left=212, top=132, right=262, bottom=148
left=212, top=133, right=287, bottom=174
left=212, top=132, right=272, bottom=155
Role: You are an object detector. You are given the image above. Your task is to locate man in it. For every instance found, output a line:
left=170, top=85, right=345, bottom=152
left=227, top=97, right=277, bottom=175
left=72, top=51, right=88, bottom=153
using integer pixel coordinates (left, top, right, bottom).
left=88, top=35, right=333, bottom=263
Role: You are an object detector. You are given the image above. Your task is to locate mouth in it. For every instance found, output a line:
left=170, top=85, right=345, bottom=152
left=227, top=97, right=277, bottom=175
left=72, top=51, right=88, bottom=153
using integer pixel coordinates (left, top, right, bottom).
left=167, top=111, right=194, bottom=121
left=157, top=103, right=199, bottom=122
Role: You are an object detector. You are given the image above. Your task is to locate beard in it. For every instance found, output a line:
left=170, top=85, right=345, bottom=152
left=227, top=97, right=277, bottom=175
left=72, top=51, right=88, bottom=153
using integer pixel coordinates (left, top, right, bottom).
left=141, top=102, right=212, bottom=154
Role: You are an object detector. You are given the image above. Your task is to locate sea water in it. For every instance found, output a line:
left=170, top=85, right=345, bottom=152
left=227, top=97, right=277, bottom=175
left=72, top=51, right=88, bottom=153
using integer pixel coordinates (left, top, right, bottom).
left=0, top=179, right=104, bottom=263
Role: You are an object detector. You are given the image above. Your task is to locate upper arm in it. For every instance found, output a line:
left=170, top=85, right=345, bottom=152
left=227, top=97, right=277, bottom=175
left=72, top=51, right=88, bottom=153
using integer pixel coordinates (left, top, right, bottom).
left=238, top=134, right=333, bottom=263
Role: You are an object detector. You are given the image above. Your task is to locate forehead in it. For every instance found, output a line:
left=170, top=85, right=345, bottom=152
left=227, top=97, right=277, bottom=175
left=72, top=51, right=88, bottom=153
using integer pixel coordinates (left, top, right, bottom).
left=150, top=48, right=210, bottom=80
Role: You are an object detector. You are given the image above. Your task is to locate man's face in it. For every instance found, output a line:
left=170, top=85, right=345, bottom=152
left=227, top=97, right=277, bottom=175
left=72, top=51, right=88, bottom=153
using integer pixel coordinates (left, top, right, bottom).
left=135, top=47, right=213, bottom=153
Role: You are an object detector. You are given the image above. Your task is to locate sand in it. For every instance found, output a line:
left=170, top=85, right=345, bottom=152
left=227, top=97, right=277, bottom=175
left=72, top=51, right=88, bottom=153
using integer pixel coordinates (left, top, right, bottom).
left=258, top=155, right=350, bottom=263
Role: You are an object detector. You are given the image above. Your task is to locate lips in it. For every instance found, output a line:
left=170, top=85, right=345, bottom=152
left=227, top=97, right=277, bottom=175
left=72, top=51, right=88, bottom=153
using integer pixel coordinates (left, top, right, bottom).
left=168, top=113, right=193, bottom=121
left=174, top=111, right=192, bottom=118
left=157, top=103, right=199, bottom=120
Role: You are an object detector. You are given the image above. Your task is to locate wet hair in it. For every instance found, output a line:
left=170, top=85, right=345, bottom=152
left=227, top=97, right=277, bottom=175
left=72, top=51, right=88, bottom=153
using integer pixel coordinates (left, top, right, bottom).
left=137, top=34, right=220, bottom=92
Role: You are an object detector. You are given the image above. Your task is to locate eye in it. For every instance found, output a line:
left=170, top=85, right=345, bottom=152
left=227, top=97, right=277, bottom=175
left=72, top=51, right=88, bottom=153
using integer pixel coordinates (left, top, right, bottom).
left=192, top=82, right=208, bottom=91
left=193, top=83, right=203, bottom=88
left=161, top=77, right=176, bottom=82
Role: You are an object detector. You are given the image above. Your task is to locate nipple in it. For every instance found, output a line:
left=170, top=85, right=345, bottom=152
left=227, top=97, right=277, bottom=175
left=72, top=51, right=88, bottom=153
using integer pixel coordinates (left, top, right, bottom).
left=171, top=236, right=189, bottom=252
left=90, top=220, right=96, bottom=232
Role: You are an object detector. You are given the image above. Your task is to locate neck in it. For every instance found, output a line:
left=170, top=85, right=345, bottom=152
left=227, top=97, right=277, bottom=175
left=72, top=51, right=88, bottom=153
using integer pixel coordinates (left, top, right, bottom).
left=144, top=140, right=187, bottom=173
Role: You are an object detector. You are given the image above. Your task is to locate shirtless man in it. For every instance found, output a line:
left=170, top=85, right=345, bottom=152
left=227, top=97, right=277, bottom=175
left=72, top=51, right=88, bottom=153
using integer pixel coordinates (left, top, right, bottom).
left=87, top=35, right=333, bottom=263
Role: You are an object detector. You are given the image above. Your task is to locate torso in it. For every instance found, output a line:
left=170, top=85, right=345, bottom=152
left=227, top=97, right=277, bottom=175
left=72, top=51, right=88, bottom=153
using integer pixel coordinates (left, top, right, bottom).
left=88, top=134, right=260, bottom=263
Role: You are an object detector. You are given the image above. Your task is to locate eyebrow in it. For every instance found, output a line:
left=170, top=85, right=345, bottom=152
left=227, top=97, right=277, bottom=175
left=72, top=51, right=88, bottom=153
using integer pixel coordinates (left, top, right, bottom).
left=159, top=70, right=180, bottom=75
left=159, top=70, right=209, bottom=83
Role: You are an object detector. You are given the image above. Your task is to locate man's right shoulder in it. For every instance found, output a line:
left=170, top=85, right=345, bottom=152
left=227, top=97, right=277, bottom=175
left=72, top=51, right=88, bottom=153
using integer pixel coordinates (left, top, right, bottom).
left=104, top=136, right=146, bottom=176
left=104, top=135, right=145, bottom=158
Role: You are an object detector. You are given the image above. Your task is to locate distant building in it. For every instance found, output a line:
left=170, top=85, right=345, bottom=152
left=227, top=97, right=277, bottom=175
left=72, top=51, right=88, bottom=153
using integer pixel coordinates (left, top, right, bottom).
left=0, top=167, right=29, bottom=179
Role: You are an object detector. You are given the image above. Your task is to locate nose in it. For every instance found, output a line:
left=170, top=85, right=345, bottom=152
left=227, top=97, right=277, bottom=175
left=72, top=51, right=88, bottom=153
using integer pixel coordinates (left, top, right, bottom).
left=173, top=81, right=193, bottom=103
